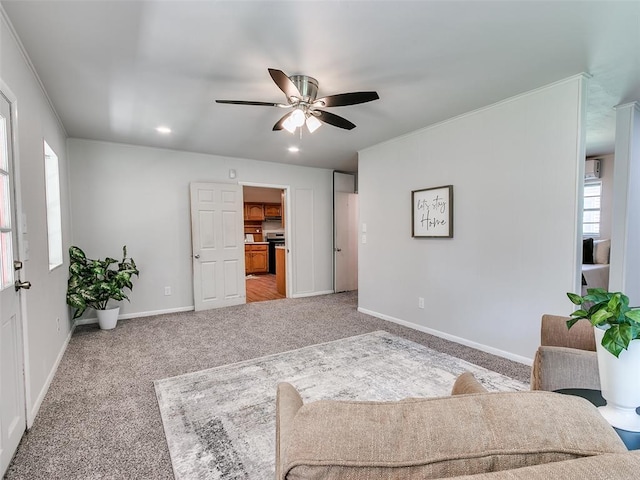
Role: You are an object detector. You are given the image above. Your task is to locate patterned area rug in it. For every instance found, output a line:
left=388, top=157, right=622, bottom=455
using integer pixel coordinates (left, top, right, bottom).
left=154, top=331, right=528, bottom=480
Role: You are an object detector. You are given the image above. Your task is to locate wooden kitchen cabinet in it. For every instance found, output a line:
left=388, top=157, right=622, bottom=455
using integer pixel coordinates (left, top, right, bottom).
left=245, top=244, right=268, bottom=274
left=244, top=203, right=264, bottom=221
left=264, top=203, right=282, bottom=217
left=276, top=246, right=286, bottom=295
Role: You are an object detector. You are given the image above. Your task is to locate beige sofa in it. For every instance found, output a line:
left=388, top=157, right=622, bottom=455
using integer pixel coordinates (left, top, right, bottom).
left=276, top=373, right=640, bottom=479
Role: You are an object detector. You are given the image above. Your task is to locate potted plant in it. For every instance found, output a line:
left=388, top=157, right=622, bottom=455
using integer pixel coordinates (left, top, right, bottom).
left=66, top=245, right=139, bottom=330
left=567, top=288, right=640, bottom=431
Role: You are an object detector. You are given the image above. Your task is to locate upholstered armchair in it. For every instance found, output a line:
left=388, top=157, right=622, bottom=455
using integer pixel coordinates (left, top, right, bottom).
left=531, top=314, right=600, bottom=391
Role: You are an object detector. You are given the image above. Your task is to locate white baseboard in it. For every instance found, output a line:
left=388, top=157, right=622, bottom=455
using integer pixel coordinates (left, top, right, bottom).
left=74, top=306, right=195, bottom=326
left=27, top=325, right=74, bottom=428
left=291, top=290, right=334, bottom=299
left=358, top=307, right=533, bottom=366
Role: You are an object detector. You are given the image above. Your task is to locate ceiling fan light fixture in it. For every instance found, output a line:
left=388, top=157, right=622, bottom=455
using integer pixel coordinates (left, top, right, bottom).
left=290, top=108, right=306, bottom=127
left=306, top=115, right=322, bottom=133
left=282, top=115, right=297, bottom=133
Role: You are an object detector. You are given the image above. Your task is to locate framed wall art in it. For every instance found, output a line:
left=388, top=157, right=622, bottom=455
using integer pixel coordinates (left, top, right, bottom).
left=411, top=185, right=453, bottom=238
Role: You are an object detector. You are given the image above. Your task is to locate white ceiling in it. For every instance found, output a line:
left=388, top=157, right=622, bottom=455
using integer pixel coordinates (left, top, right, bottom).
left=2, top=1, right=639, bottom=172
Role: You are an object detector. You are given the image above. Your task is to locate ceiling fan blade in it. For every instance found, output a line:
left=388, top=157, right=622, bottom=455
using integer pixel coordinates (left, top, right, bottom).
left=315, top=110, right=356, bottom=130
left=272, top=112, right=293, bottom=131
left=268, top=68, right=301, bottom=100
left=215, top=100, right=285, bottom=107
left=314, top=91, right=379, bottom=108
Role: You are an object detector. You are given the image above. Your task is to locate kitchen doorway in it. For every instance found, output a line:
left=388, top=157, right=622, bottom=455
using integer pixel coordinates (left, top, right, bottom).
left=242, top=184, right=289, bottom=303
left=334, top=172, right=358, bottom=293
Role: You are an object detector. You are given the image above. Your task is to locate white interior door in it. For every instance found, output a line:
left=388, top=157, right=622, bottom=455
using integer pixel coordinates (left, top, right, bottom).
left=0, top=91, right=26, bottom=476
left=190, top=182, right=246, bottom=311
left=334, top=192, right=358, bottom=293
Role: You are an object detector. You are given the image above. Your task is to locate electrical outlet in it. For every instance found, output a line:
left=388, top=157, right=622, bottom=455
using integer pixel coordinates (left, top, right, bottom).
left=362, top=234, right=367, bottom=244
left=164, top=286, right=172, bottom=296
left=56, top=317, right=60, bottom=332
left=418, top=297, right=425, bottom=309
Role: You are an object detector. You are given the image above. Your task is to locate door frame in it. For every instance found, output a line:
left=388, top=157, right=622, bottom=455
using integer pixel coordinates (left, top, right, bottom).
left=240, top=181, right=292, bottom=298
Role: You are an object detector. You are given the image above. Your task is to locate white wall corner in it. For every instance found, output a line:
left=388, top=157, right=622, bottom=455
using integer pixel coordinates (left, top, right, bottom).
left=609, top=101, right=640, bottom=300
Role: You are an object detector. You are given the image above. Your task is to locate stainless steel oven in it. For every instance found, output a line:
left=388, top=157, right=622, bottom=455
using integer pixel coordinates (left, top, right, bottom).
left=265, top=232, right=285, bottom=274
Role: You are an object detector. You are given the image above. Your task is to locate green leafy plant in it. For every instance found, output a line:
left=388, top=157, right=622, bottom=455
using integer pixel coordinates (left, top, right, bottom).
left=567, top=288, right=640, bottom=357
left=66, top=245, right=139, bottom=319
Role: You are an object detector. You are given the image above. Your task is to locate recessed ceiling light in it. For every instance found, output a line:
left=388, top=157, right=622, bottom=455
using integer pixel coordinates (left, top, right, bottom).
left=156, top=126, right=172, bottom=134
left=288, top=146, right=300, bottom=153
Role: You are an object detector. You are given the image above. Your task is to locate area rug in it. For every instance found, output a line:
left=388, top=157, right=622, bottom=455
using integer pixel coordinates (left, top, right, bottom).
left=154, top=330, right=528, bottom=480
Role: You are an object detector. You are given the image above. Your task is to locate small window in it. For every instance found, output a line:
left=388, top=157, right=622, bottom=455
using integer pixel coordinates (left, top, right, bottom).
left=583, top=181, right=601, bottom=237
left=44, top=141, right=63, bottom=270
left=1, top=112, right=14, bottom=289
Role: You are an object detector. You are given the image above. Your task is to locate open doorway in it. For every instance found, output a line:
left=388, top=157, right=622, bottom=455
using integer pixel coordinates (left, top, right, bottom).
left=579, top=155, right=613, bottom=295
left=334, top=172, right=358, bottom=293
left=242, top=185, right=287, bottom=302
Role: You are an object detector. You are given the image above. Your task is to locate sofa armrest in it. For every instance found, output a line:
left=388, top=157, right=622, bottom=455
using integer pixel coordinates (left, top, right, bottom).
left=276, top=382, right=303, bottom=480
left=531, top=346, right=600, bottom=391
left=541, top=314, right=595, bottom=351
left=451, top=372, right=488, bottom=395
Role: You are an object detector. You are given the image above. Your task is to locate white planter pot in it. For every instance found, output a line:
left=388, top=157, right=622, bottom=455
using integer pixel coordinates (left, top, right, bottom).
left=96, top=306, right=120, bottom=330
left=594, top=326, right=640, bottom=432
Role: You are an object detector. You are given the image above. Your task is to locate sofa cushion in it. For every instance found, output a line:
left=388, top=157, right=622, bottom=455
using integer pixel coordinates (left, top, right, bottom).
left=281, top=391, right=626, bottom=480
left=593, top=239, right=610, bottom=265
left=451, top=451, right=640, bottom=480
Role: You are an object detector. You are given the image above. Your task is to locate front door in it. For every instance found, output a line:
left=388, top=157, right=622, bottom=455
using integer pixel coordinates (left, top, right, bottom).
left=0, top=91, right=27, bottom=476
left=190, top=182, right=246, bottom=311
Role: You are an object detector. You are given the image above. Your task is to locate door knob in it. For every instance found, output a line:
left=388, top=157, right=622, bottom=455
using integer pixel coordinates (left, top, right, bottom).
left=15, top=280, right=31, bottom=291
left=194, top=254, right=200, bottom=259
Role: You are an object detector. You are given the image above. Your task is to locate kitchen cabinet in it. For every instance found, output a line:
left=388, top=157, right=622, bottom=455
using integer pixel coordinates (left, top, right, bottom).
left=244, top=225, right=263, bottom=242
left=245, top=244, right=268, bottom=274
left=264, top=203, right=282, bottom=217
left=276, top=246, right=286, bottom=295
left=244, top=203, right=264, bottom=221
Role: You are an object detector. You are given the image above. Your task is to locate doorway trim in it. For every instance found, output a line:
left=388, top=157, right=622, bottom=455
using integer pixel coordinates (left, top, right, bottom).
left=239, top=181, right=292, bottom=298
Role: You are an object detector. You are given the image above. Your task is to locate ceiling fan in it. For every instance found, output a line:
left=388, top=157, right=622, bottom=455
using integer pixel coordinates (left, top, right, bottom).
left=216, top=68, right=379, bottom=133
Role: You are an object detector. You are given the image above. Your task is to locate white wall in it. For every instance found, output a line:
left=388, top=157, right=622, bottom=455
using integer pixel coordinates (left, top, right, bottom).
left=1, top=10, right=73, bottom=424
left=358, top=76, right=587, bottom=363
left=243, top=186, right=282, bottom=204
left=334, top=172, right=356, bottom=193
left=610, top=102, right=640, bottom=303
left=67, top=139, right=334, bottom=317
